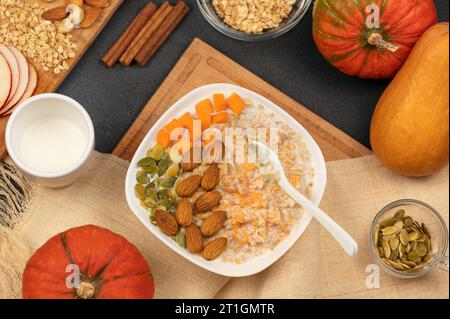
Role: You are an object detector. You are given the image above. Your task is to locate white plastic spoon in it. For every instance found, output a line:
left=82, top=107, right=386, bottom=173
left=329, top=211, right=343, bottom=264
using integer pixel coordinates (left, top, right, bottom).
left=250, top=141, right=358, bottom=256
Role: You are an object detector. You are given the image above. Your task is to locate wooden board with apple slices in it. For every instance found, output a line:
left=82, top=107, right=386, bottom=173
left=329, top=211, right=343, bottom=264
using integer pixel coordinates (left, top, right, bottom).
left=0, top=0, right=124, bottom=159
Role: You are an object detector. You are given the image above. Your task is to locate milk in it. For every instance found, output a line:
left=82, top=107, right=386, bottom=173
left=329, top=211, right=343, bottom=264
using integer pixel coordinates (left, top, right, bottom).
left=19, top=117, right=87, bottom=173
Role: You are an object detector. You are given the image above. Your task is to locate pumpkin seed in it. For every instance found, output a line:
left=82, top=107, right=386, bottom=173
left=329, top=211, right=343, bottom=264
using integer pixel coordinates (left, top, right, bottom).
left=389, top=237, right=399, bottom=251
left=401, top=260, right=417, bottom=268
left=149, top=144, right=164, bottom=161
left=138, top=157, right=156, bottom=168
left=374, top=226, right=380, bottom=246
left=425, top=237, right=432, bottom=252
left=421, top=223, right=431, bottom=238
left=390, top=261, right=406, bottom=271
left=136, top=170, right=149, bottom=184
left=158, top=198, right=171, bottom=207
left=394, top=209, right=406, bottom=219
left=399, top=262, right=412, bottom=270
left=157, top=188, right=170, bottom=199
left=416, top=243, right=428, bottom=257
left=382, top=240, right=391, bottom=259
left=422, top=254, right=431, bottom=264
left=382, top=226, right=399, bottom=236
left=404, top=217, right=414, bottom=228
left=135, top=184, right=146, bottom=200
left=378, top=246, right=384, bottom=257
left=389, top=250, right=399, bottom=261
left=380, top=217, right=397, bottom=227
left=175, top=230, right=186, bottom=248
left=414, top=263, right=427, bottom=270
left=407, top=251, right=421, bottom=263
left=405, top=242, right=411, bottom=253
left=143, top=164, right=158, bottom=174
left=157, top=155, right=171, bottom=176
left=143, top=198, right=157, bottom=208
left=165, top=163, right=179, bottom=177
left=399, top=244, right=406, bottom=258
left=394, top=220, right=404, bottom=230
left=410, top=240, right=418, bottom=251
left=416, top=234, right=426, bottom=243
left=399, top=229, right=408, bottom=246
left=408, top=231, right=419, bottom=241
left=383, top=234, right=395, bottom=241
left=160, top=176, right=177, bottom=188
left=149, top=214, right=156, bottom=225
left=145, top=187, right=158, bottom=202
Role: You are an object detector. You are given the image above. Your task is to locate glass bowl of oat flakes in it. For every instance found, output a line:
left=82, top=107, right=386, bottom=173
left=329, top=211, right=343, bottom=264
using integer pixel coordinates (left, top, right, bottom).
left=197, top=0, right=312, bottom=41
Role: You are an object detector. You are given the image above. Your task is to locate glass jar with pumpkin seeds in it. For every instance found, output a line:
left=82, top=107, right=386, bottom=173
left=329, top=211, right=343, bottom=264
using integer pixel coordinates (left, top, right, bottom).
left=370, top=199, right=448, bottom=279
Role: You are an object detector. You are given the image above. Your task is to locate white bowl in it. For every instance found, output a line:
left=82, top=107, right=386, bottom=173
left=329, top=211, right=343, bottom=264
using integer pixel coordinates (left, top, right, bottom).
left=6, top=93, right=95, bottom=188
left=125, top=84, right=327, bottom=277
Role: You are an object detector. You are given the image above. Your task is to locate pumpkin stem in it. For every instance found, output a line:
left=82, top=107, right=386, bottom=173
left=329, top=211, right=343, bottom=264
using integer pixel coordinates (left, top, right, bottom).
left=367, top=33, right=399, bottom=53
left=76, top=282, right=96, bottom=299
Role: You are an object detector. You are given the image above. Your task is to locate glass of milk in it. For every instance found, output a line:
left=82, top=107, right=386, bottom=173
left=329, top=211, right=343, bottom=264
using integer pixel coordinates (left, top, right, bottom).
left=6, top=93, right=95, bottom=188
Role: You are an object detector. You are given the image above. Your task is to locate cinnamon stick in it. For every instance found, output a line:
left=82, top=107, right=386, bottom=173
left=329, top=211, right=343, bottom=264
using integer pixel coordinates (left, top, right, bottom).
left=119, top=1, right=173, bottom=67
left=102, top=2, right=157, bottom=68
left=135, top=1, right=189, bottom=67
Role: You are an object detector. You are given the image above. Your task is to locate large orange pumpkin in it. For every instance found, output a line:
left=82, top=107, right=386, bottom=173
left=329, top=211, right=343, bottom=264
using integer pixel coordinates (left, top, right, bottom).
left=312, top=0, right=437, bottom=79
left=22, top=225, right=155, bottom=299
left=370, top=23, right=449, bottom=177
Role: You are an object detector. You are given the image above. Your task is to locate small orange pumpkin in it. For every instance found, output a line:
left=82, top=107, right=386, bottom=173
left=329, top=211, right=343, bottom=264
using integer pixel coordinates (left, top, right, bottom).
left=22, top=225, right=155, bottom=299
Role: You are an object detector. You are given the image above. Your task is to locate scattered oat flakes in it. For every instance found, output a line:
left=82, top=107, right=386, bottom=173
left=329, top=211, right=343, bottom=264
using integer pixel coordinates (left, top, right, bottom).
left=212, top=0, right=296, bottom=34
left=0, top=0, right=76, bottom=74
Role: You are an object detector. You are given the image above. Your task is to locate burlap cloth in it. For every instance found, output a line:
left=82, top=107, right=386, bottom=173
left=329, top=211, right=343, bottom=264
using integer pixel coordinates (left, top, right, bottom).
left=2, top=152, right=449, bottom=298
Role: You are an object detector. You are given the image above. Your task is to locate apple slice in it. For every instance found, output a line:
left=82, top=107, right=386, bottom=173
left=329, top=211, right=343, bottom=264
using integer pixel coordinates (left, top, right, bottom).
left=0, top=44, right=20, bottom=107
left=0, top=52, right=12, bottom=109
left=2, top=46, right=29, bottom=112
left=0, top=63, right=37, bottom=117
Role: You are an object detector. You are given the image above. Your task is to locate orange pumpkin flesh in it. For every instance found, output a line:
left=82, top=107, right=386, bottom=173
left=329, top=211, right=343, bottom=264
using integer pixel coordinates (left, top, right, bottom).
left=22, top=225, right=155, bottom=299
left=370, top=23, right=449, bottom=177
left=312, top=0, right=437, bottom=79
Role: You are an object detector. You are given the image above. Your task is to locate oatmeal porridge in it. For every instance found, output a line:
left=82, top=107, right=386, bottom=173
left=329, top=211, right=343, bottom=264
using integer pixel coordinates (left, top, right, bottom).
left=193, top=100, right=315, bottom=263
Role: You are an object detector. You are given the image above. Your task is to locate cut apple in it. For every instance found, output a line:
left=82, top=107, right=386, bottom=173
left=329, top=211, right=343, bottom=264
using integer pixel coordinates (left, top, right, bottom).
left=1, top=63, right=37, bottom=118
left=0, top=44, right=19, bottom=107
left=1, top=46, right=29, bottom=113
left=0, top=52, right=12, bottom=109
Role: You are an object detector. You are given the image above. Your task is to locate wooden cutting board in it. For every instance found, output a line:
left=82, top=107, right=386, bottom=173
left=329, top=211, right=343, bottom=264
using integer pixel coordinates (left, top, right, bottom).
left=113, top=38, right=371, bottom=162
left=0, top=0, right=123, bottom=159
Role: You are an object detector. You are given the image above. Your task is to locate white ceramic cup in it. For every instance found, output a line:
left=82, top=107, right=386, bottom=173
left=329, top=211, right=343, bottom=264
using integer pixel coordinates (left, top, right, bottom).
left=5, top=93, right=95, bottom=188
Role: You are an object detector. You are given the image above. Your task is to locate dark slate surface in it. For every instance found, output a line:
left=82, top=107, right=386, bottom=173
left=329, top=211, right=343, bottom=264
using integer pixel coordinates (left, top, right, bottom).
left=57, top=0, right=449, bottom=153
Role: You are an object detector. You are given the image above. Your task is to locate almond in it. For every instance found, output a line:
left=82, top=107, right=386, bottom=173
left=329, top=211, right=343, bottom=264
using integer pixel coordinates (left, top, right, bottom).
left=175, top=199, right=193, bottom=227
left=80, top=7, right=102, bottom=28
left=202, top=237, right=227, bottom=260
left=177, top=175, right=202, bottom=197
left=201, top=164, right=220, bottom=191
left=195, top=191, right=222, bottom=213
left=201, top=210, right=227, bottom=237
left=154, top=209, right=178, bottom=236
left=84, top=0, right=109, bottom=8
left=42, top=6, right=69, bottom=21
left=181, top=161, right=200, bottom=172
left=185, top=224, right=203, bottom=253
left=181, top=151, right=200, bottom=172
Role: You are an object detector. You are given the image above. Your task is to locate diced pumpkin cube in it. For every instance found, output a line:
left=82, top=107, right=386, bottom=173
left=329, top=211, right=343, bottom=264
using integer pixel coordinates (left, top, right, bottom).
left=178, top=112, right=195, bottom=141
left=195, top=99, right=213, bottom=130
left=157, top=119, right=185, bottom=148
left=165, top=118, right=184, bottom=133
left=212, top=93, right=228, bottom=124
left=226, top=93, right=246, bottom=116
left=157, top=130, right=171, bottom=148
